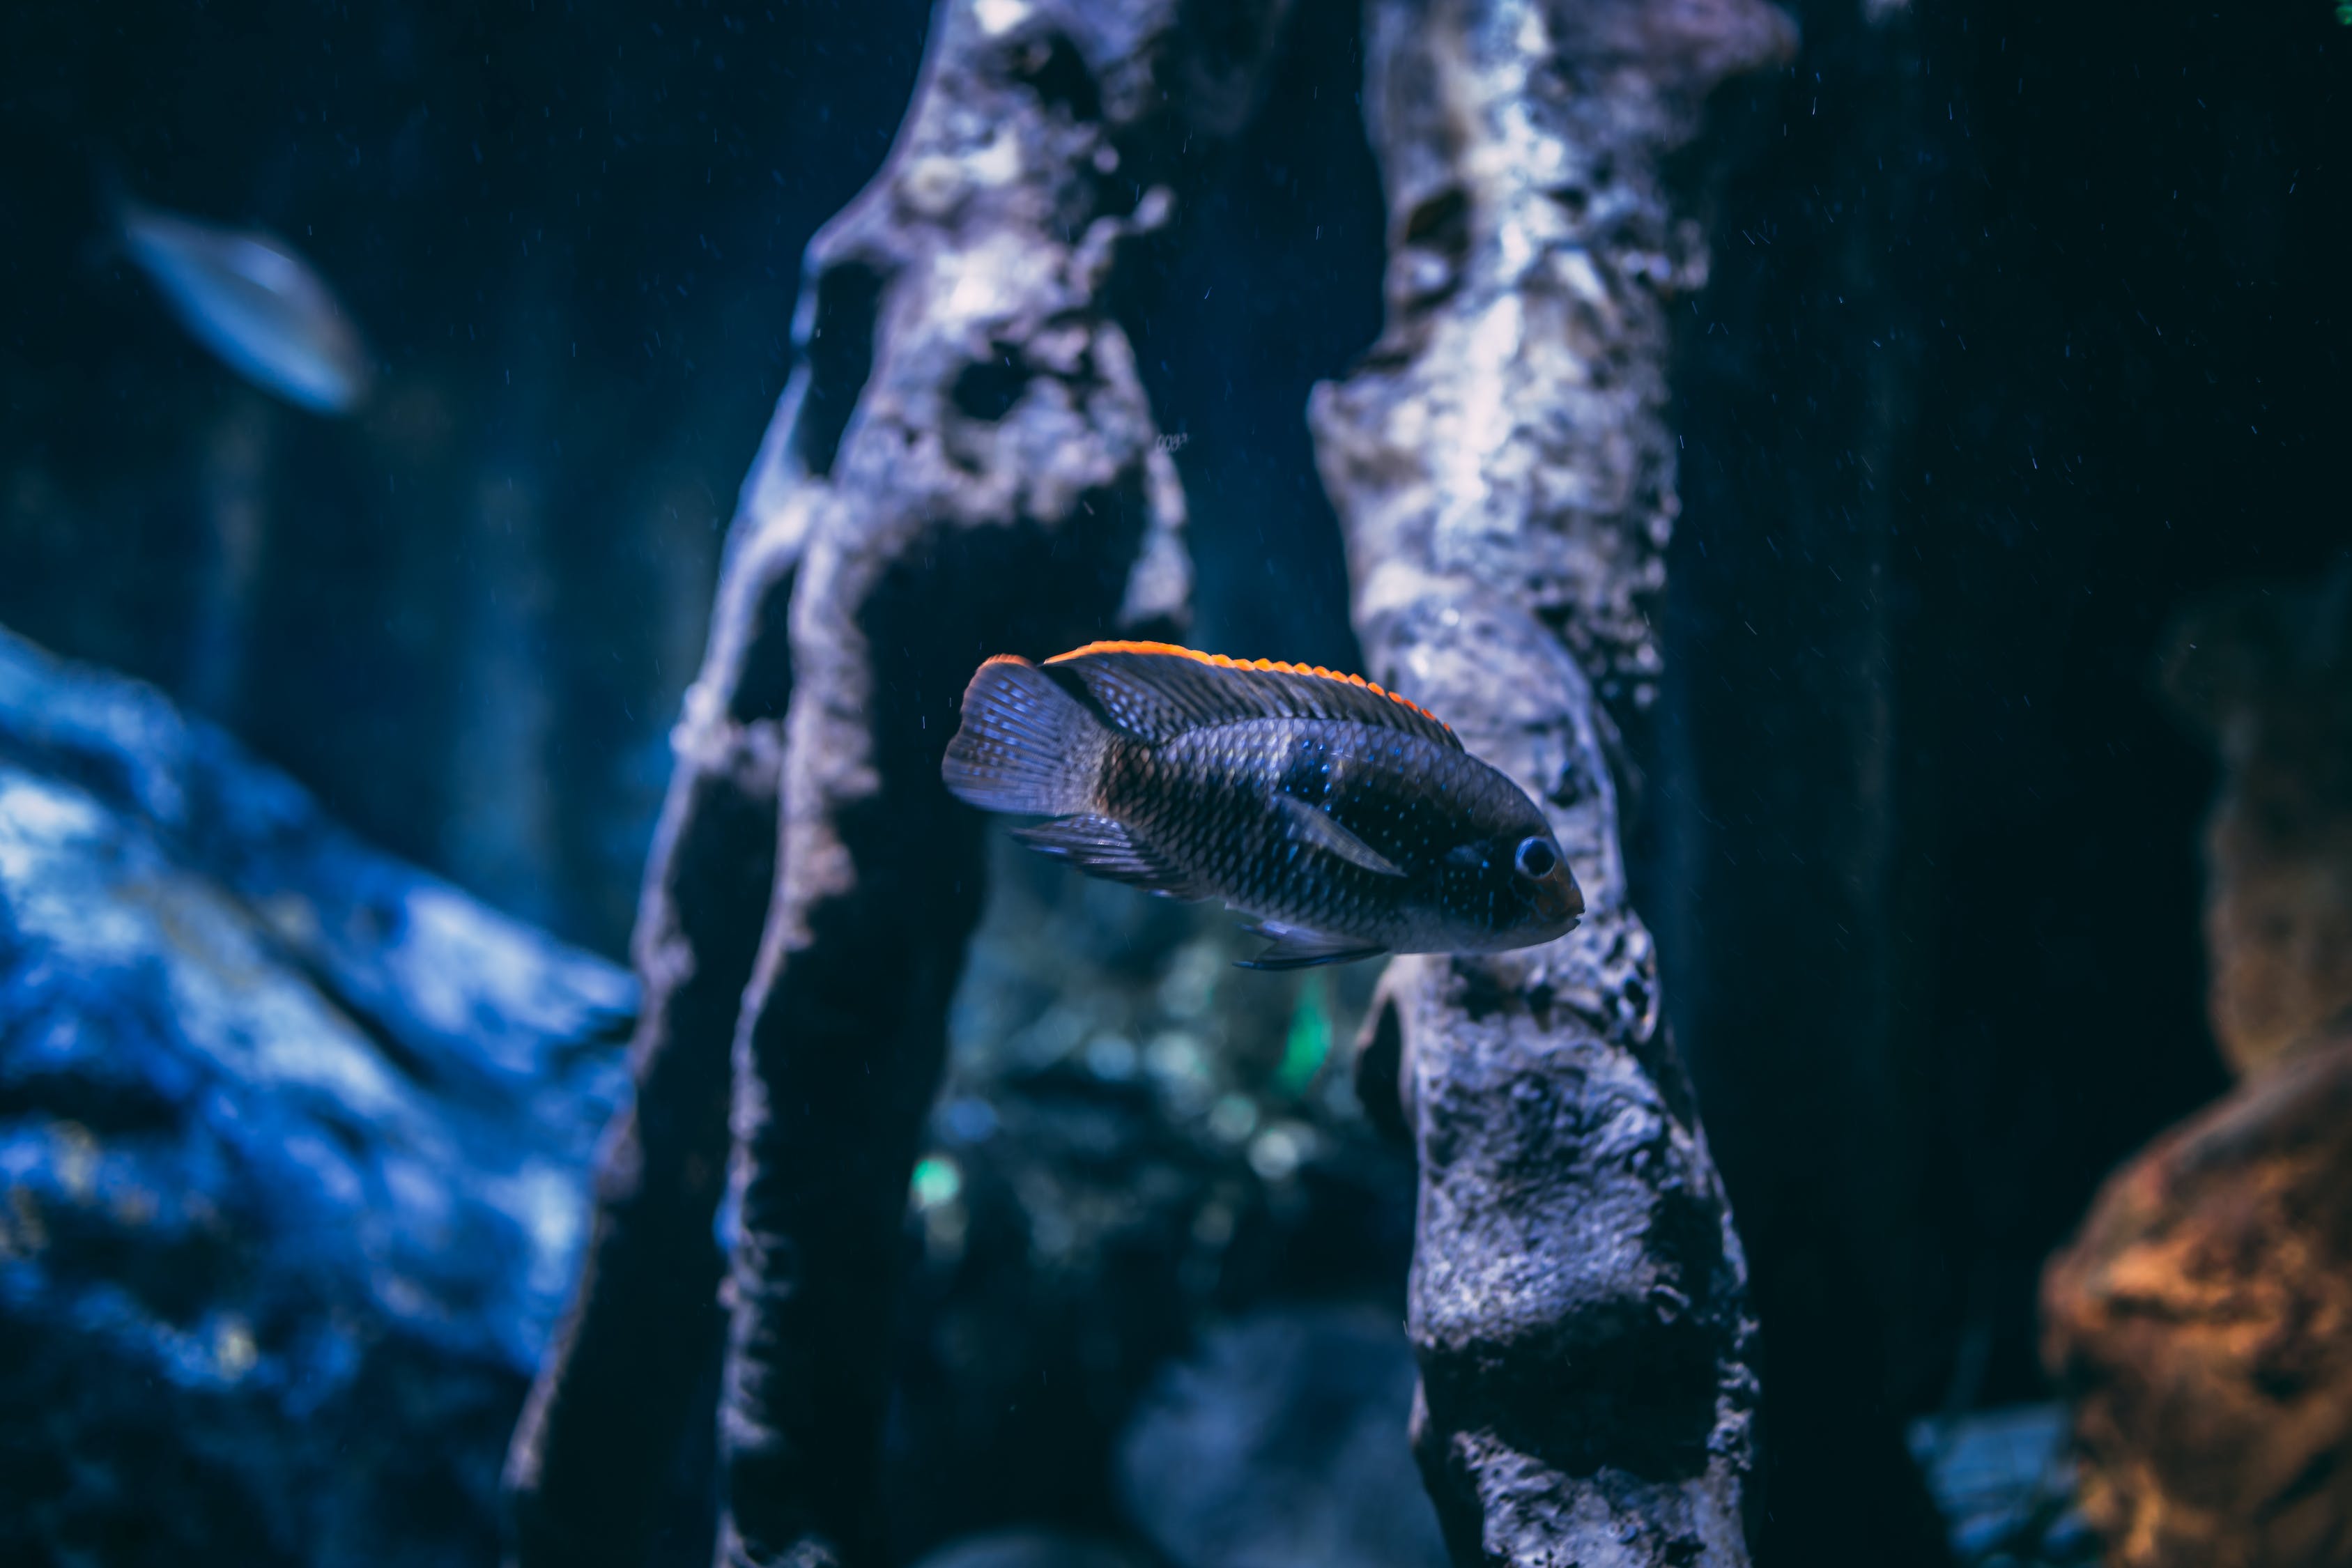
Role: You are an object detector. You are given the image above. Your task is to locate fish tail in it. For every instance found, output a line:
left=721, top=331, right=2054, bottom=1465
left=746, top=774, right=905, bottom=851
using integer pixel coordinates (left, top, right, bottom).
left=942, top=654, right=1108, bottom=817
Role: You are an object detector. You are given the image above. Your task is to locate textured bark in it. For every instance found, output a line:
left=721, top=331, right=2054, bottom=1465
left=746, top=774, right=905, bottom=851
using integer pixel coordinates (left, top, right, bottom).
left=691, top=5, right=1292, bottom=1567
left=503, top=503, right=804, bottom=1568
left=508, top=3, right=1297, bottom=1562
left=2035, top=557, right=2352, bottom=1567
left=1307, top=1, right=1792, bottom=1562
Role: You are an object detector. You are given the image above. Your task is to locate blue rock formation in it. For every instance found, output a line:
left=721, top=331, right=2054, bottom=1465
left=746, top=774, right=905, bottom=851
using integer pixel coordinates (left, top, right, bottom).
left=0, top=625, right=633, bottom=1567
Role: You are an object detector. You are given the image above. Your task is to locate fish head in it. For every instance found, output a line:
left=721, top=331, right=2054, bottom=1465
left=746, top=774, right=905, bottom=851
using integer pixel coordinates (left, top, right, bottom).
left=1427, top=821, right=1585, bottom=951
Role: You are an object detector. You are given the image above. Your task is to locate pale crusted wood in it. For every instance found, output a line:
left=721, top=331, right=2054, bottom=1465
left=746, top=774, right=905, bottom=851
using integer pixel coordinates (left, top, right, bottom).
left=510, top=3, right=1295, bottom=1563
left=1309, top=0, right=1794, bottom=1561
left=701, top=4, right=1290, bottom=1565
left=504, top=506, right=804, bottom=1568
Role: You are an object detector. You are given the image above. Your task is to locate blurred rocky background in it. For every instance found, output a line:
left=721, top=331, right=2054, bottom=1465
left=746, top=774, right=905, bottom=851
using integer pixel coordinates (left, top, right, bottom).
left=1, top=0, right=2349, bottom=1566
left=2038, top=561, right=2352, bottom=1568
left=0, top=626, right=633, bottom=1566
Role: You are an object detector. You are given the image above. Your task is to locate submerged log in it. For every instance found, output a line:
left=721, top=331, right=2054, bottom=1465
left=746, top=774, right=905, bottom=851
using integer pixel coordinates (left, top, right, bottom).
left=2041, top=1023, right=2352, bottom=1568
left=2040, top=557, right=2352, bottom=1567
left=506, top=2, right=1291, bottom=1565
left=1308, top=0, right=1793, bottom=1562
left=502, top=489, right=806, bottom=1567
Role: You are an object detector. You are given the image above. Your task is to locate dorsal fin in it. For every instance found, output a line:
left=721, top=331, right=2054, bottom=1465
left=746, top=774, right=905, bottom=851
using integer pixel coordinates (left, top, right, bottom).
left=1042, top=640, right=1462, bottom=750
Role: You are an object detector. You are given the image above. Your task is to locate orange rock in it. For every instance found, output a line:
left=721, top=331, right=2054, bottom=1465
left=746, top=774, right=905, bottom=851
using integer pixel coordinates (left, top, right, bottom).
left=2041, top=1026, right=2352, bottom=1567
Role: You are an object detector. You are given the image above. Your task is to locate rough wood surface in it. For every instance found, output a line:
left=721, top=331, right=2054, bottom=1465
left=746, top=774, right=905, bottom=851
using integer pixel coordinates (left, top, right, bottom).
left=2041, top=1022, right=2352, bottom=1568
left=503, top=509, right=804, bottom=1568
left=1308, top=1, right=1792, bottom=1562
left=508, top=3, right=1291, bottom=1565
left=2036, top=557, right=2352, bottom=1568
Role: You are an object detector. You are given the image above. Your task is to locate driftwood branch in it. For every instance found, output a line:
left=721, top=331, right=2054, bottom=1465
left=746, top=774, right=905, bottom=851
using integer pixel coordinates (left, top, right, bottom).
left=504, top=512, right=804, bottom=1567
left=1309, top=0, right=1794, bottom=1562
left=509, top=2, right=1292, bottom=1565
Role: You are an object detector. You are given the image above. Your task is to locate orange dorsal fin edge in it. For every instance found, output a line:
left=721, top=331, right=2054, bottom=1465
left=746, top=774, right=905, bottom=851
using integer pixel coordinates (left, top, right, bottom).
left=1043, top=639, right=1451, bottom=731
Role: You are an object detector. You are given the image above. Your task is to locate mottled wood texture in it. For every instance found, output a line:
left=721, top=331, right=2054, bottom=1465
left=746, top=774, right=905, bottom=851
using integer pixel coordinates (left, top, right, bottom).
left=1309, top=1, right=1793, bottom=1562
left=502, top=497, right=804, bottom=1568
left=2038, top=558, right=2352, bottom=1567
left=2042, top=1024, right=2352, bottom=1568
left=505, top=2, right=1291, bottom=1565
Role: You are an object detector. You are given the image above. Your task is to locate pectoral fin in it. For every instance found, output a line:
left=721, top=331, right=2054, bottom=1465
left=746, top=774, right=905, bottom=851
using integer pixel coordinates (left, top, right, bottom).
left=1274, top=794, right=1405, bottom=878
left=1235, top=917, right=1388, bottom=971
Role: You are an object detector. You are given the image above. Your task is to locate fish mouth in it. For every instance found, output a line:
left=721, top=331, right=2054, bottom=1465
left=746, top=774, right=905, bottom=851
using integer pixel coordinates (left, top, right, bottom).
left=1533, top=869, right=1585, bottom=928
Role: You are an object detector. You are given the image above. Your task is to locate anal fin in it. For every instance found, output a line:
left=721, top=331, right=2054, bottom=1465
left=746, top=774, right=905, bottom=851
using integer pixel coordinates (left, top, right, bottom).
left=1012, top=815, right=1204, bottom=900
left=1234, top=917, right=1388, bottom=971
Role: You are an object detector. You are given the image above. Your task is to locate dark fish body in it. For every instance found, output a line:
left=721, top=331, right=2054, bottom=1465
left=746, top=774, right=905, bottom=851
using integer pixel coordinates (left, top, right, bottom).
left=941, top=642, right=1583, bottom=969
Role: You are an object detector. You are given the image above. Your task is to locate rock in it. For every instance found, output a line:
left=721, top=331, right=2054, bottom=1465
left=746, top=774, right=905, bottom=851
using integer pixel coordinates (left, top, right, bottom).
left=1114, top=1304, right=1447, bottom=1568
left=2160, top=555, right=2352, bottom=1077
left=0, top=624, right=633, bottom=1567
left=1905, top=1402, right=2097, bottom=1565
left=2040, top=1024, right=2352, bottom=1568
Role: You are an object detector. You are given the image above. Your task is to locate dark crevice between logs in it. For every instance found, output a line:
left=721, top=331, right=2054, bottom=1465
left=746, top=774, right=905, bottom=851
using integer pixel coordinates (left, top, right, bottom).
left=718, top=509, right=1151, bottom=1567
left=950, top=355, right=1031, bottom=425
left=1009, top=33, right=1104, bottom=128
left=1653, top=0, right=1970, bottom=1558
left=507, top=312, right=813, bottom=1568
left=1424, top=1308, right=1723, bottom=1484
left=1352, top=994, right=1408, bottom=1146
left=792, top=263, right=888, bottom=483
left=505, top=752, right=784, bottom=1568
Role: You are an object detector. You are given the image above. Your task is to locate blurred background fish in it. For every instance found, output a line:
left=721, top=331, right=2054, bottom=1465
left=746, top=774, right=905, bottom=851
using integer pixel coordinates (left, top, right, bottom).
left=111, top=191, right=372, bottom=415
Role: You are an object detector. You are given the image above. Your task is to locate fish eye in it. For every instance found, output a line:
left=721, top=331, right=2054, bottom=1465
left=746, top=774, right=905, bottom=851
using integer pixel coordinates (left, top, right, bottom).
left=1513, top=837, right=1558, bottom=879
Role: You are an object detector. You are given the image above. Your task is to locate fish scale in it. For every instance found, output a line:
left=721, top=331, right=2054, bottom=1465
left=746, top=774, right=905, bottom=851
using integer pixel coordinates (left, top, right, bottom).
left=943, top=642, right=1584, bottom=969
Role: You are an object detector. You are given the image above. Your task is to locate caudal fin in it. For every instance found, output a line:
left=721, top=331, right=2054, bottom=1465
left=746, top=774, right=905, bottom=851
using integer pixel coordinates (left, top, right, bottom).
left=942, top=655, right=1106, bottom=817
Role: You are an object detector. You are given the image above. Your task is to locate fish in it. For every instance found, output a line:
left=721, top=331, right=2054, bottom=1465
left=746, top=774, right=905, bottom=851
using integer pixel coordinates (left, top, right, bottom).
left=941, top=640, right=1584, bottom=969
left=114, top=196, right=372, bottom=415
